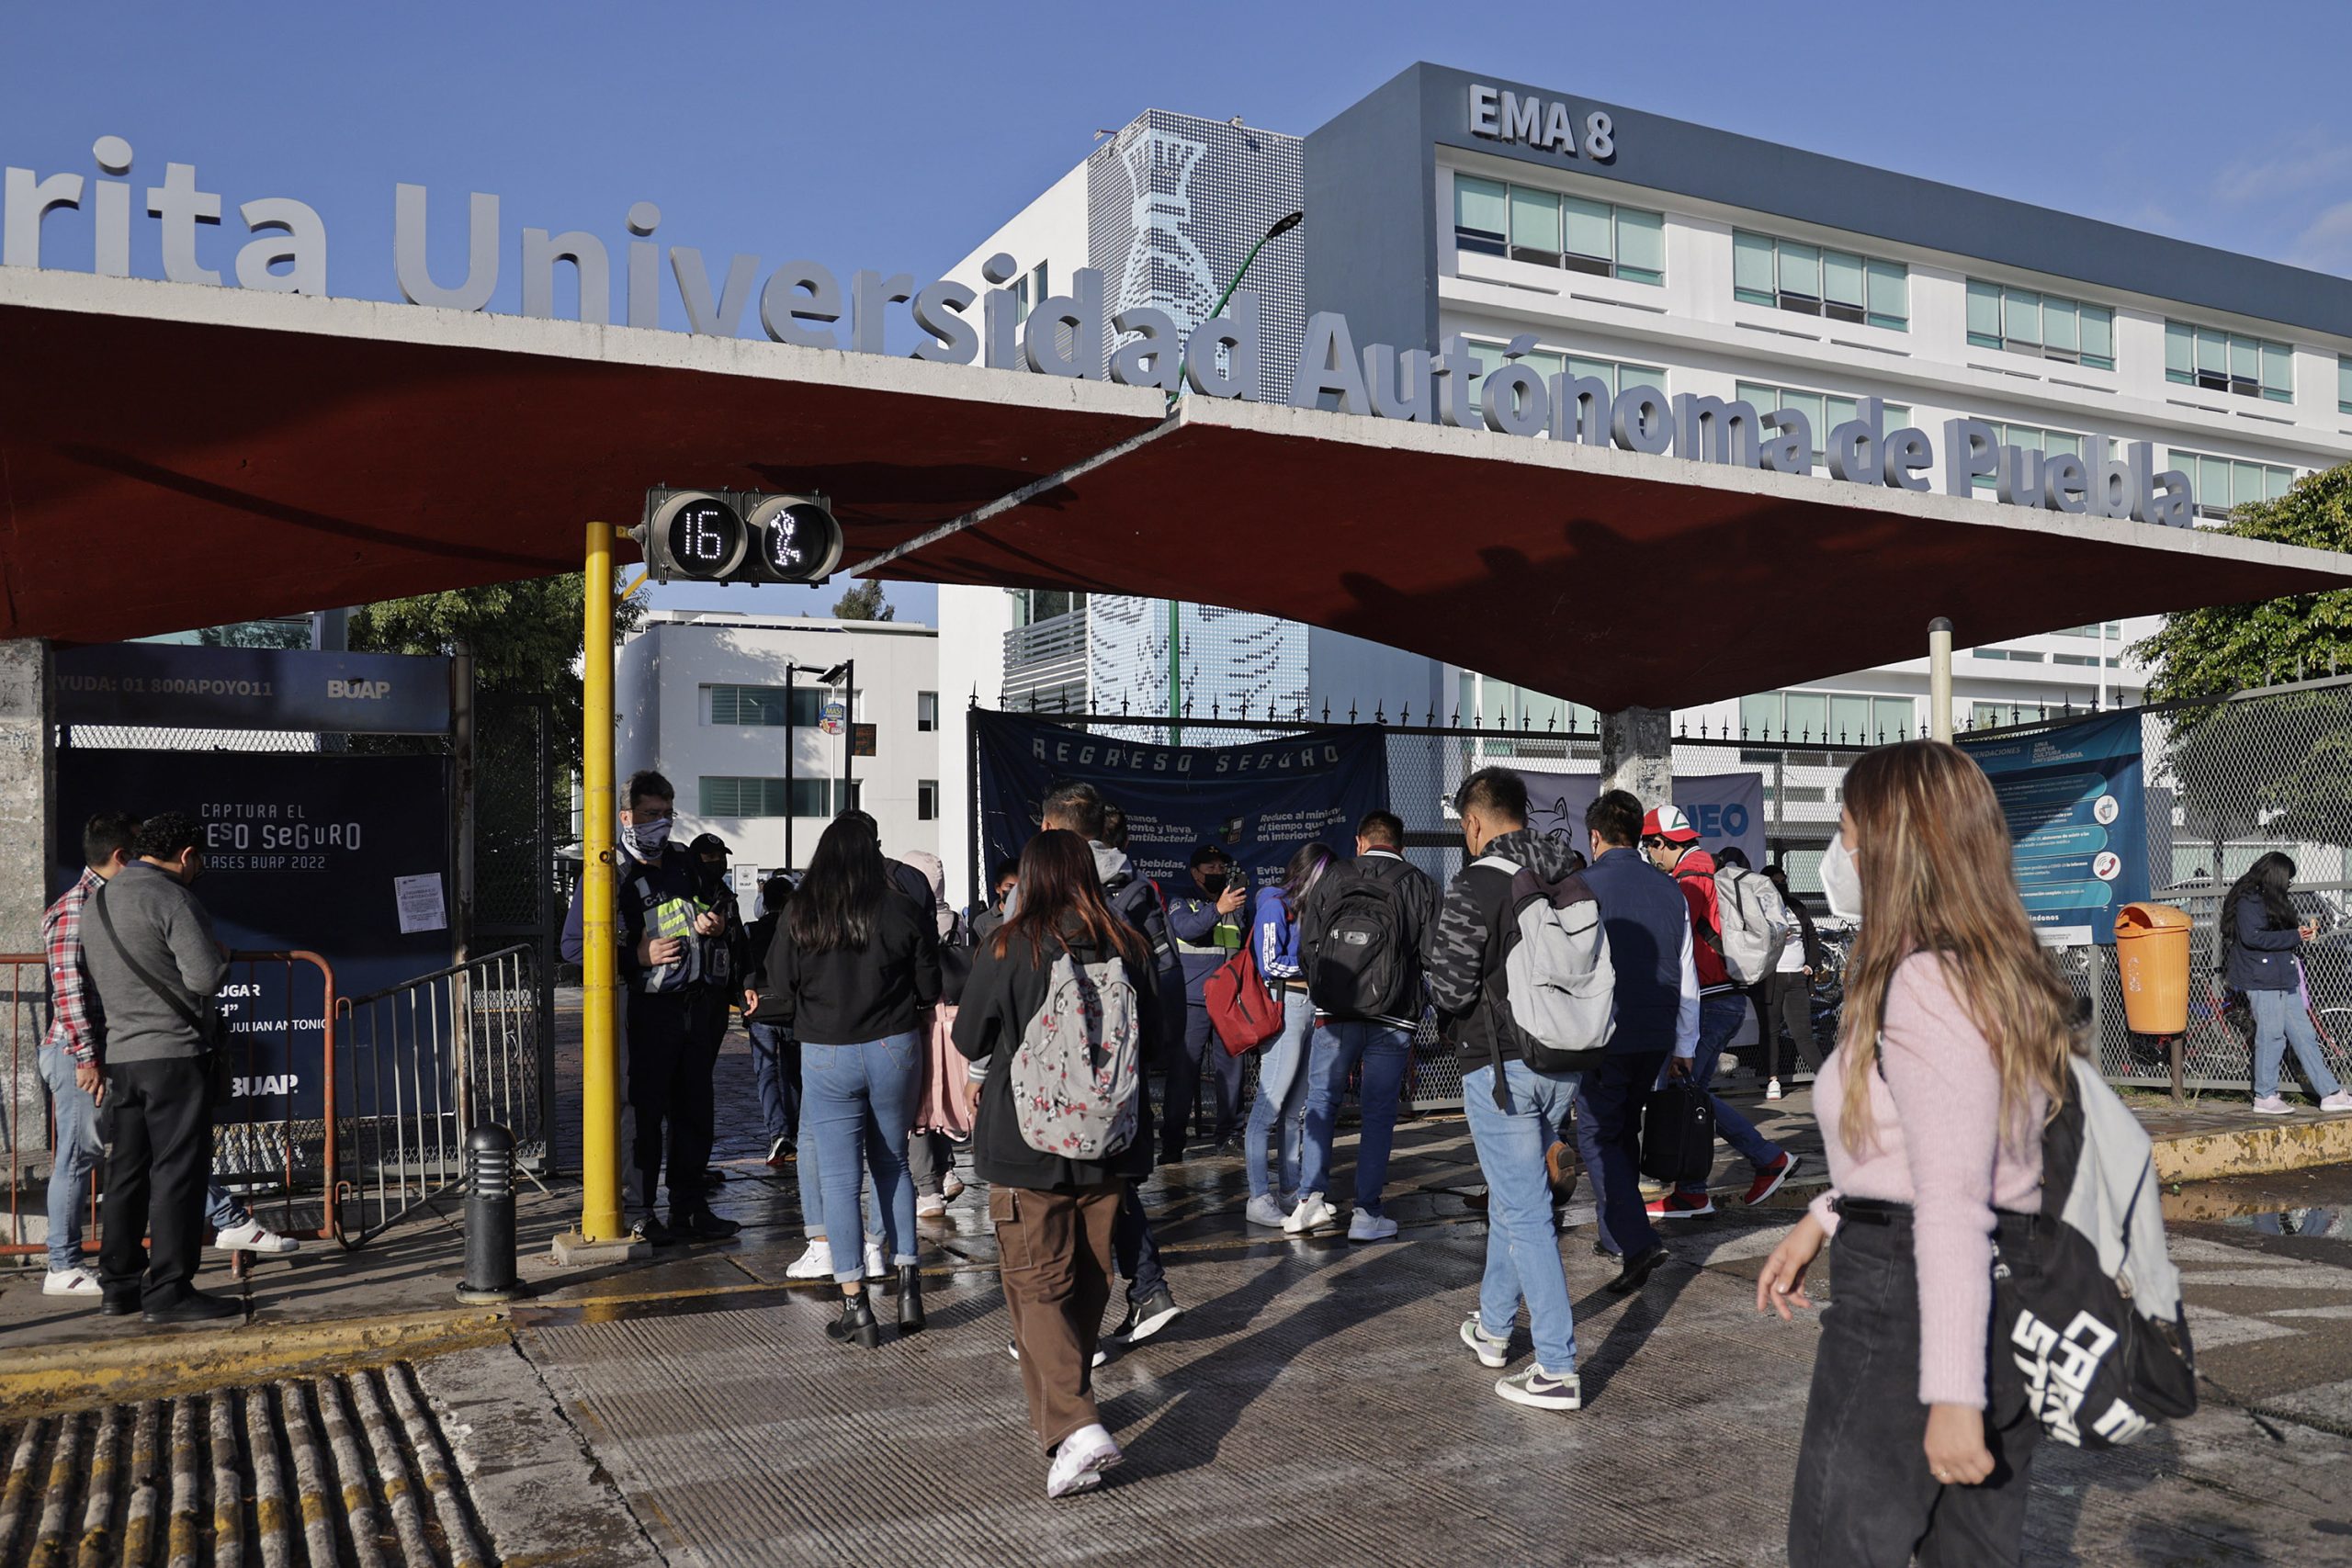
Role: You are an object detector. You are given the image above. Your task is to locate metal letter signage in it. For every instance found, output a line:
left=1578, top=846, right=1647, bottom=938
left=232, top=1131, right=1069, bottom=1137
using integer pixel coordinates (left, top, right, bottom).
left=1466, top=83, right=1616, bottom=162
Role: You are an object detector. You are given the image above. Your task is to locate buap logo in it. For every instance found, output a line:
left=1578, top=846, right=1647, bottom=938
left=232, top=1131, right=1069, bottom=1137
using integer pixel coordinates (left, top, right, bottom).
left=326, top=679, right=391, bottom=700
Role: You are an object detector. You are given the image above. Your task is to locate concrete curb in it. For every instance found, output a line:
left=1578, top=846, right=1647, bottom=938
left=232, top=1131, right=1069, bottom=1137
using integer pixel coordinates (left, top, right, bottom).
left=2149, top=1111, right=2352, bottom=1184
left=0, top=1306, right=510, bottom=1416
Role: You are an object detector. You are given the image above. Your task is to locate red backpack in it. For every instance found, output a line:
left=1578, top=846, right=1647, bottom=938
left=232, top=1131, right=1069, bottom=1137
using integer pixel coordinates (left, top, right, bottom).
left=1204, top=941, right=1284, bottom=1056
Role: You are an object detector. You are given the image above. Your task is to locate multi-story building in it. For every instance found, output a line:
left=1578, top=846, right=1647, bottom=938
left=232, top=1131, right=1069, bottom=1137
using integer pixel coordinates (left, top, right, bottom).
left=935, top=66, right=2352, bottom=902
left=616, top=610, right=940, bottom=883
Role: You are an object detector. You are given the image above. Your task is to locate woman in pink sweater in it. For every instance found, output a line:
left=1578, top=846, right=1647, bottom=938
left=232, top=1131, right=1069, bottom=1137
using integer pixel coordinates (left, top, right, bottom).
left=1756, top=740, right=2077, bottom=1567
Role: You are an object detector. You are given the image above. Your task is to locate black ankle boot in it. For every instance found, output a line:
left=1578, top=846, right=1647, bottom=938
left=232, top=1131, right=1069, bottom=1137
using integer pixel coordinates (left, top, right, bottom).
left=825, top=1291, right=880, bottom=1348
left=896, top=1265, right=925, bottom=1335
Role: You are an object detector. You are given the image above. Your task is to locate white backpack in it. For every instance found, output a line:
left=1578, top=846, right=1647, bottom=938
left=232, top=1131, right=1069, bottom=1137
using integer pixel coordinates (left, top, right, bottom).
left=1710, top=863, right=1792, bottom=984
left=1472, top=855, right=1617, bottom=1105
left=1009, top=947, right=1143, bottom=1160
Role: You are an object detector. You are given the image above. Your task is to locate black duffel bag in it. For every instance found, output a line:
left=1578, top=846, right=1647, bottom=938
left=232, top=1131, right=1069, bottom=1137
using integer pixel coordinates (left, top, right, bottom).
left=1639, top=1077, right=1715, bottom=1186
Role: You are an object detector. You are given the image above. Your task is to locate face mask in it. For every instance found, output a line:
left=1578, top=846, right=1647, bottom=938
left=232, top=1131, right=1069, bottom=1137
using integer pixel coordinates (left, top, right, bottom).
left=622, top=817, right=672, bottom=859
left=1822, top=835, right=1863, bottom=921
left=1200, top=873, right=1229, bottom=900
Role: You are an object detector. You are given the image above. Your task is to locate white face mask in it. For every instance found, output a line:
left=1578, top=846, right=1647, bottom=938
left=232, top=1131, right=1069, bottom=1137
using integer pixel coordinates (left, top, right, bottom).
left=1822, top=834, right=1863, bottom=921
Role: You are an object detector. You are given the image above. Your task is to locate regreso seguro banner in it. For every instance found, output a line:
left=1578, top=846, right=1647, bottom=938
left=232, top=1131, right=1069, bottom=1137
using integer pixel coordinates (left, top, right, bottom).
left=972, top=711, right=1389, bottom=902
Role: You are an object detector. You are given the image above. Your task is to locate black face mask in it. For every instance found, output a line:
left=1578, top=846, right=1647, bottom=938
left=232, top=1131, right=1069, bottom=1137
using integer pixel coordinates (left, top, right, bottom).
left=1200, top=873, right=1229, bottom=899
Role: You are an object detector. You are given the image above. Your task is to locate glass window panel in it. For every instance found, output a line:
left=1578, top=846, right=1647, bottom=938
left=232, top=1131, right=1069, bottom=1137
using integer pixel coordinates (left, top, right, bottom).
left=1822, top=250, right=1865, bottom=308
left=1778, top=241, right=1820, bottom=299
left=2342, top=355, right=2352, bottom=411
left=1453, top=175, right=1506, bottom=235
left=1785, top=391, right=1826, bottom=438
left=1739, top=694, right=1781, bottom=736
left=1967, top=278, right=2001, bottom=342
left=2004, top=288, right=2041, bottom=345
left=2267, top=466, right=2292, bottom=501
left=1621, top=363, right=1666, bottom=390
left=1562, top=197, right=1612, bottom=259
left=1874, top=696, right=1915, bottom=738
left=1825, top=396, right=1859, bottom=429
left=1829, top=694, right=1871, bottom=740
left=2261, top=340, right=2292, bottom=394
left=2230, top=335, right=2257, bottom=381
left=1733, top=231, right=1774, bottom=297
left=2043, top=297, right=2078, bottom=353
left=2082, top=307, right=2114, bottom=365
left=1570, top=356, right=1616, bottom=385
left=1884, top=401, right=1911, bottom=427
left=1736, top=381, right=1776, bottom=409
left=2196, top=328, right=2226, bottom=375
left=1616, top=207, right=1665, bottom=276
left=2047, top=432, right=2082, bottom=457
left=1786, top=692, right=1828, bottom=739
left=2234, top=461, right=2266, bottom=507
left=1868, top=261, right=1906, bottom=321
left=1509, top=185, right=1559, bottom=251
left=2199, top=455, right=2231, bottom=505
left=2165, top=321, right=2192, bottom=378
left=1522, top=349, right=1565, bottom=380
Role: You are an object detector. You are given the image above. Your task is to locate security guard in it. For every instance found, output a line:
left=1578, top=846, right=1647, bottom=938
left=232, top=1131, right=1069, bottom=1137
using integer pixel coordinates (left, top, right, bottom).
left=1162, top=843, right=1248, bottom=1161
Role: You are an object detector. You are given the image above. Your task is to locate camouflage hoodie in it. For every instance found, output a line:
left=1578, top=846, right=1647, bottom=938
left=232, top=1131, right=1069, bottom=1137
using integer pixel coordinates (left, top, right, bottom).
left=1424, top=826, right=1583, bottom=1062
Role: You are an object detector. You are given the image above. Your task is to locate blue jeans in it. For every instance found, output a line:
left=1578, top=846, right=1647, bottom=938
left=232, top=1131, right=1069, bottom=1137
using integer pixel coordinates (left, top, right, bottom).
left=2250, top=987, right=2342, bottom=1100
left=1298, top=1020, right=1413, bottom=1214
left=1576, top=1050, right=1669, bottom=1258
left=1245, top=988, right=1314, bottom=1200
left=42, top=1047, right=253, bottom=1271
left=1679, top=992, right=1782, bottom=1197
left=802, top=1034, right=919, bottom=1281
left=797, top=1120, right=880, bottom=1246
left=747, top=1021, right=799, bottom=1149
left=1464, top=1060, right=1582, bottom=1374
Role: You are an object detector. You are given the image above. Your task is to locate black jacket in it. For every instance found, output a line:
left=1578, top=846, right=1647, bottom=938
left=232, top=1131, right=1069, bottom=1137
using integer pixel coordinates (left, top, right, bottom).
left=952, top=917, right=1164, bottom=1191
left=1425, top=827, right=1586, bottom=1065
left=1297, top=848, right=1439, bottom=1028
left=749, top=894, right=941, bottom=1044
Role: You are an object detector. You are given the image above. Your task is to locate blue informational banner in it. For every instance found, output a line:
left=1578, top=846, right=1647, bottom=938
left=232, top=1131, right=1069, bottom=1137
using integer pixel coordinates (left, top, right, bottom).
left=56, top=750, right=454, bottom=1122
left=1960, top=711, right=2147, bottom=946
left=973, top=711, right=1389, bottom=897
left=57, top=645, right=453, bottom=734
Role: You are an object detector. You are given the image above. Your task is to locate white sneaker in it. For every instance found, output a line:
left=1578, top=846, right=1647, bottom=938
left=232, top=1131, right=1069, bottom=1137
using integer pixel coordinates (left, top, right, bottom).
left=1765, top=1077, right=1783, bottom=1102
left=1283, top=1192, right=1337, bottom=1235
left=212, top=1219, right=299, bottom=1256
left=1459, top=1313, right=1509, bottom=1369
left=916, top=1193, right=948, bottom=1219
left=1495, top=1364, right=1581, bottom=1411
left=1045, top=1422, right=1123, bottom=1498
left=1244, top=1194, right=1287, bottom=1228
left=2252, top=1095, right=2294, bottom=1115
left=942, top=1172, right=966, bottom=1200
left=1347, top=1211, right=1399, bottom=1243
left=2322, top=1092, right=2352, bottom=1112
left=42, top=1266, right=100, bottom=1297
left=786, top=1239, right=834, bottom=1280
left=863, top=1240, right=888, bottom=1280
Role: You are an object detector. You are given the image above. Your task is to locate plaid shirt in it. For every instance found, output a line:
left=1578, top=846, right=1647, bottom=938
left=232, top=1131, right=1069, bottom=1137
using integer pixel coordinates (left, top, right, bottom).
left=41, top=867, right=103, bottom=1066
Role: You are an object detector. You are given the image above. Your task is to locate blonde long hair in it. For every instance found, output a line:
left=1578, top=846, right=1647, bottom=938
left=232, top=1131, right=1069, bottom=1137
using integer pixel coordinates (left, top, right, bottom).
left=1837, top=739, right=2077, bottom=1154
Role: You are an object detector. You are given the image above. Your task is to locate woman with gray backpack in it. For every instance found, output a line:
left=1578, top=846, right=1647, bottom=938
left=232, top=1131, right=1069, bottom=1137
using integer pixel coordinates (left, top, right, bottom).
left=952, top=829, right=1165, bottom=1499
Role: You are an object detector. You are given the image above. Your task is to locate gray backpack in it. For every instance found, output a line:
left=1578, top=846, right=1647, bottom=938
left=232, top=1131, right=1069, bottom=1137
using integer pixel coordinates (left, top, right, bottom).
left=1712, top=863, right=1792, bottom=984
left=1009, top=946, right=1143, bottom=1160
left=1472, top=854, right=1617, bottom=1106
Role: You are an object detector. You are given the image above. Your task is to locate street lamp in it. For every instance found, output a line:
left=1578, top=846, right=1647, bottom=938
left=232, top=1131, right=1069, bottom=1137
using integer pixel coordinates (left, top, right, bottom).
left=1166, top=209, right=1302, bottom=744
left=818, top=660, right=855, bottom=817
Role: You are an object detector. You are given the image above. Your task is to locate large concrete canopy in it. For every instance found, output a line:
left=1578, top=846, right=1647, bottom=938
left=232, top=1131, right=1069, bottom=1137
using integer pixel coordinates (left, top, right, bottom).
left=5, top=268, right=2349, bottom=710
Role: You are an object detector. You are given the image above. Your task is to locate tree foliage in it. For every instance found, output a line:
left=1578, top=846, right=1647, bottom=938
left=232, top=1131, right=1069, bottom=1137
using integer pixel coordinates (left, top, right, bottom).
left=832, top=580, right=895, bottom=622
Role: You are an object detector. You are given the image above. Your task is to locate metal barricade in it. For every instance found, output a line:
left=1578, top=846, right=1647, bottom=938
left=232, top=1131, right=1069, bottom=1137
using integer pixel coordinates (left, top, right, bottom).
left=335, top=944, right=544, bottom=1247
left=4, top=951, right=338, bottom=1262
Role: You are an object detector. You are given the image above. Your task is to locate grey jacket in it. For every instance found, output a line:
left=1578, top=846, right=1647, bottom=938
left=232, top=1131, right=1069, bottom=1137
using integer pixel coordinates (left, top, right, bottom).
left=82, top=862, right=229, bottom=1064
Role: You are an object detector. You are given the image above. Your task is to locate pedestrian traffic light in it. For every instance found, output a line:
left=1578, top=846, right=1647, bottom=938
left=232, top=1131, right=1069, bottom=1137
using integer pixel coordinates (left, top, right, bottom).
left=634, top=489, right=844, bottom=585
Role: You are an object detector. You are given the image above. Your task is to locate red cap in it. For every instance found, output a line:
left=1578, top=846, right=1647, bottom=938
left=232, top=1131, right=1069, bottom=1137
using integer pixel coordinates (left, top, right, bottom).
left=1641, top=806, right=1699, bottom=843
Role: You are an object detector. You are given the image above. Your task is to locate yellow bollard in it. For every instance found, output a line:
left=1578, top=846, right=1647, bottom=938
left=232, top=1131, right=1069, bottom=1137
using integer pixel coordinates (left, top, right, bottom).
left=579, top=521, right=625, bottom=1243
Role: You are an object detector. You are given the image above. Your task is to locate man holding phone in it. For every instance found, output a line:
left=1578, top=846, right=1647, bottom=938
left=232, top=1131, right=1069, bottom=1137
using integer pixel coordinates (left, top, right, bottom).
left=1164, top=844, right=1248, bottom=1162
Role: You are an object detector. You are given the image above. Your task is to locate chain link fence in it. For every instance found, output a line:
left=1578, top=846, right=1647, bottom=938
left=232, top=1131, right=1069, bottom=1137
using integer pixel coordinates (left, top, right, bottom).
left=990, top=676, right=2352, bottom=1098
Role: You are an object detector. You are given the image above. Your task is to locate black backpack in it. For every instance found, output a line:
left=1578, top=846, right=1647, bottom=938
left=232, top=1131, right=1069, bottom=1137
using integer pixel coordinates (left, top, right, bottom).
left=1307, top=866, right=1411, bottom=1020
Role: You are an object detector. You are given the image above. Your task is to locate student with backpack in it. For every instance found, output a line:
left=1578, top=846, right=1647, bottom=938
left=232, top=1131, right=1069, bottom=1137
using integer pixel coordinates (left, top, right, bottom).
left=1641, top=807, right=1799, bottom=1218
left=953, top=829, right=1167, bottom=1498
left=1241, top=843, right=1333, bottom=1227
left=750, top=814, right=941, bottom=1348
left=1427, top=769, right=1611, bottom=1411
left=1755, top=740, right=2192, bottom=1564
left=1291, top=810, right=1438, bottom=1239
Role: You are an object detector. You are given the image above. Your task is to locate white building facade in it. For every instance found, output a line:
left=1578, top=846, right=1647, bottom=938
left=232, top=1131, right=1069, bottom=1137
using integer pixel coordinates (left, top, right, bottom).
left=617, top=611, right=942, bottom=881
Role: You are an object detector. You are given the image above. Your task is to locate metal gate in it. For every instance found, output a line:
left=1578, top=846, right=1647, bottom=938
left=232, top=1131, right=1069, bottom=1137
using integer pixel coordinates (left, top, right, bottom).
left=472, top=694, right=560, bottom=1168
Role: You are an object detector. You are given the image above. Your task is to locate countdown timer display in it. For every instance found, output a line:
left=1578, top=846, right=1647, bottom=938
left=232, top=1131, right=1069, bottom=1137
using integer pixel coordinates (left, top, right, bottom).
left=656, top=492, right=748, bottom=579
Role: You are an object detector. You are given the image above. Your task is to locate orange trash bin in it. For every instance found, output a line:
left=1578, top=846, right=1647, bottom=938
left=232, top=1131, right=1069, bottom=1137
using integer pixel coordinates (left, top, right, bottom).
left=2114, top=903, right=2192, bottom=1035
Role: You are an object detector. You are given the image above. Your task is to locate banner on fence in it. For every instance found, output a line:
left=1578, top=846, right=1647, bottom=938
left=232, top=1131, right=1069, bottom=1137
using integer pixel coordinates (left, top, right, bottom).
left=56, top=750, right=454, bottom=1121
left=973, top=710, right=1388, bottom=892
left=1961, top=710, right=2148, bottom=946
left=1516, top=770, right=1767, bottom=870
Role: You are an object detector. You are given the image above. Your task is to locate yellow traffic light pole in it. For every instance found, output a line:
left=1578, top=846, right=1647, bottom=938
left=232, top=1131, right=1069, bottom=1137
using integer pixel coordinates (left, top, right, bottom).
left=579, top=521, right=626, bottom=1243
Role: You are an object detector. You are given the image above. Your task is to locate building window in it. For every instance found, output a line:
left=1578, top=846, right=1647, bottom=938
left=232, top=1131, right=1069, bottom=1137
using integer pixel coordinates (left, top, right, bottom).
left=1010, top=261, right=1048, bottom=325
left=1734, top=231, right=1906, bottom=330
left=2340, top=355, right=2351, bottom=415
left=1966, top=281, right=2115, bottom=370
left=1740, top=690, right=1913, bottom=743
left=1736, top=383, right=1911, bottom=469
left=2168, top=448, right=2294, bottom=519
left=1011, top=588, right=1086, bottom=627
left=1961, top=422, right=2109, bottom=491
left=1974, top=648, right=2044, bottom=662
left=2054, top=622, right=2122, bottom=639
left=1972, top=702, right=2043, bottom=729
left=1464, top=343, right=1666, bottom=405
left=706, top=684, right=827, bottom=728
left=1452, top=175, right=1665, bottom=285
left=698, top=777, right=848, bottom=818
left=916, top=691, right=938, bottom=732
left=2165, top=321, right=2291, bottom=402
left=918, top=781, right=938, bottom=821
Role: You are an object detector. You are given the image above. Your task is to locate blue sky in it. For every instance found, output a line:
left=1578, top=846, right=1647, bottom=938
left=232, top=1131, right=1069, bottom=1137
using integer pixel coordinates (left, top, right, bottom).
left=8, top=0, right=2349, bottom=626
